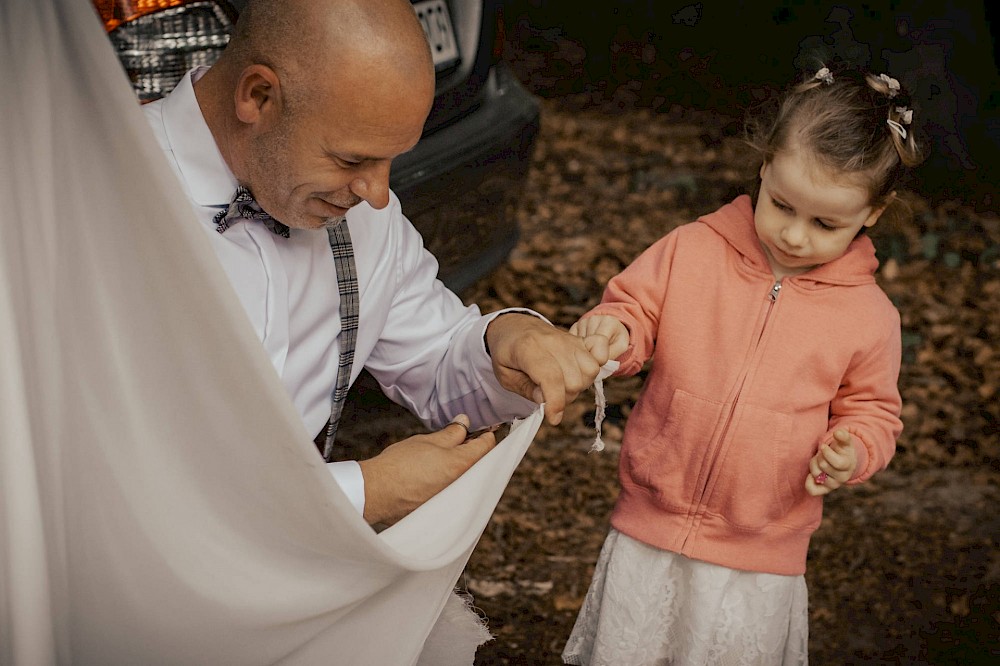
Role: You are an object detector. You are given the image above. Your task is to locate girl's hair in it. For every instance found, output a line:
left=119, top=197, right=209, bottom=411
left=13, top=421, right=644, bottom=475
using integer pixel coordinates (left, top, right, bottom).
left=745, top=62, right=925, bottom=209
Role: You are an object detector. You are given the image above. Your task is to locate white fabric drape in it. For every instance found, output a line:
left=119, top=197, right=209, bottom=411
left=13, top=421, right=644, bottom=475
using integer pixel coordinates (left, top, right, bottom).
left=0, top=1, right=545, bottom=664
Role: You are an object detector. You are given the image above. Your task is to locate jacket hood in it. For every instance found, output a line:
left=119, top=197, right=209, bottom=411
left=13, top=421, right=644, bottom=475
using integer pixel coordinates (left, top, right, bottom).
left=698, top=195, right=880, bottom=288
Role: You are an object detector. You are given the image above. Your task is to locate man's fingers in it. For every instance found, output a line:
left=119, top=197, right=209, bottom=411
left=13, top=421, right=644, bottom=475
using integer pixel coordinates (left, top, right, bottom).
left=536, top=346, right=604, bottom=425
left=490, top=314, right=607, bottom=427
left=457, top=429, right=498, bottom=460
left=442, top=415, right=471, bottom=447
left=537, top=376, right=568, bottom=425
left=513, top=353, right=571, bottom=423
left=360, top=420, right=500, bottom=525
left=497, top=369, right=549, bottom=409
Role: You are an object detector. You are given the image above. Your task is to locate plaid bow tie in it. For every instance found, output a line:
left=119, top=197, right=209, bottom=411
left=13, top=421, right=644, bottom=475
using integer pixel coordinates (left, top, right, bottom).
left=213, top=186, right=291, bottom=238
left=210, top=184, right=359, bottom=462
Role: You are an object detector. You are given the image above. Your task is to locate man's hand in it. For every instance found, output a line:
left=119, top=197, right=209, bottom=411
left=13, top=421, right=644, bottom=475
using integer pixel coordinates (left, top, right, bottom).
left=804, top=429, right=858, bottom=496
left=570, top=315, right=630, bottom=362
left=485, top=313, right=603, bottom=426
left=358, top=414, right=497, bottom=525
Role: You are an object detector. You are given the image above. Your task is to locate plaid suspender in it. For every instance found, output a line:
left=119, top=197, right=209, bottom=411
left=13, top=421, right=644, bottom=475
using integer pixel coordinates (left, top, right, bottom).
left=322, top=221, right=359, bottom=462
left=215, top=189, right=359, bottom=461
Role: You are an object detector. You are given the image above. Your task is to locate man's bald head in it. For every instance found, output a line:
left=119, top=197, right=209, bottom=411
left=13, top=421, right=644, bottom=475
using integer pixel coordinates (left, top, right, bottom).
left=195, top=0, right=437, bottom=229
left=224, top=0, right=434, bottom=113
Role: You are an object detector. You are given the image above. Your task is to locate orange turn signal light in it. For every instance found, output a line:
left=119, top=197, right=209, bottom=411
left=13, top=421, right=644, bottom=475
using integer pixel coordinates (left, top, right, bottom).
left=93, top=0, right=188, bottom=32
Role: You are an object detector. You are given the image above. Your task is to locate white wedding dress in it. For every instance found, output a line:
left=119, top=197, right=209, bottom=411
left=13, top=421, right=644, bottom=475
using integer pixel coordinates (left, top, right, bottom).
left=0, top=1, right=547, bottom=664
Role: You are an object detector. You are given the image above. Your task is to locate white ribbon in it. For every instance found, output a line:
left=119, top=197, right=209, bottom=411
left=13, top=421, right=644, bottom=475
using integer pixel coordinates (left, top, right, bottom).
left=878, top=73, right=901, bottom=98
left=886, top=118, right=908, bottom=140
left=589, top=361, right=621, bottom=453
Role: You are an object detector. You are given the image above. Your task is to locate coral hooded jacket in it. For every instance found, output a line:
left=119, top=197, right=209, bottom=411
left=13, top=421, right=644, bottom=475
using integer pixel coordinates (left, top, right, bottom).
left=588, top=195, right=902, bottom=575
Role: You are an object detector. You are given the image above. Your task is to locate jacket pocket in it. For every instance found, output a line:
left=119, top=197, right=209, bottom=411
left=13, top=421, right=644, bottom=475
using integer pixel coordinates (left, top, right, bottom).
left=624, top=388, right=726, bottom=510
left=706, top=403, right=800, bottom=530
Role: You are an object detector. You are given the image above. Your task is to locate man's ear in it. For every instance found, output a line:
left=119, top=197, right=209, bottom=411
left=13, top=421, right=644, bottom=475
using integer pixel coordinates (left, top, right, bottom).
left=233, top=64, right=283, bottom=127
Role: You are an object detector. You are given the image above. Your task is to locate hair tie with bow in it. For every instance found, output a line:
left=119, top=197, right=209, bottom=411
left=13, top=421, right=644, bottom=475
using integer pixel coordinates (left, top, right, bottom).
left=814, top=67, right=834, bottom=85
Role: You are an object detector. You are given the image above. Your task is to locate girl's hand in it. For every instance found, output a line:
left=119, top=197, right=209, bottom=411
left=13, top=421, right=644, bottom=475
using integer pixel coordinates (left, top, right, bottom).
left=569, top=315, right=630, bottom=362
left=804, top=429, right=858, bottom=496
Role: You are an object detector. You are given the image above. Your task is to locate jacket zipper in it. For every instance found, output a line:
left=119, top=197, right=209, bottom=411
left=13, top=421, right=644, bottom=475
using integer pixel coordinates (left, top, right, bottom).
left=681, top=280, right=782, bottom=549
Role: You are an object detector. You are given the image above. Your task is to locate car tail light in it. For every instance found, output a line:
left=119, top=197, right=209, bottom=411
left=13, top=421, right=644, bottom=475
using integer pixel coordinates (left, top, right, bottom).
left=93, top=1, right=236, bottom=102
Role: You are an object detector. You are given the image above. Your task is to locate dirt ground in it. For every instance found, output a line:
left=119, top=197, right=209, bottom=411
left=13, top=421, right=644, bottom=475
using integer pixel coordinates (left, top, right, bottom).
left=340, top=13, right=999, bottom=666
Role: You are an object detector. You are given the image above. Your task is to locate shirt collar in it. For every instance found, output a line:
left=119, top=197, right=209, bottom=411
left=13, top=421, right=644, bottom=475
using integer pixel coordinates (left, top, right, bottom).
left=161, top=66, right=238, bottom=208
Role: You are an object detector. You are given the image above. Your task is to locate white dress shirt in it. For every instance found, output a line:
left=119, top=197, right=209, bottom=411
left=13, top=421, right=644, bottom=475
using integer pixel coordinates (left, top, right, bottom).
left=143, top=68, right=536, bottom=513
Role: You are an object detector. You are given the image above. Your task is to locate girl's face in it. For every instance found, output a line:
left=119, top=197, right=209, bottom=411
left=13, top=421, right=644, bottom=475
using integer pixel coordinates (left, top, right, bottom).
left=755, top=142, right=888, bottom=280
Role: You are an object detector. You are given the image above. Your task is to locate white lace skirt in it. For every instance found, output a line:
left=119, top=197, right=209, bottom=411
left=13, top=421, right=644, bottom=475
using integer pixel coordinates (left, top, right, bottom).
left=562, top=529, right=810, bottom=666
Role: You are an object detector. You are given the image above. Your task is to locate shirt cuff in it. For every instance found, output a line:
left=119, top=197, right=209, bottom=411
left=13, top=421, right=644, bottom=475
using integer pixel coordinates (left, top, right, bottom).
left=481, top=308, right=552, bottom=356
left=326, top=460, right=365, bottom=515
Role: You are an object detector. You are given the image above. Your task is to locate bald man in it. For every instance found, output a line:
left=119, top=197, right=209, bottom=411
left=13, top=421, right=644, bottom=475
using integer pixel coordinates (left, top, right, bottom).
left=143, top=0, right=609, bottom=525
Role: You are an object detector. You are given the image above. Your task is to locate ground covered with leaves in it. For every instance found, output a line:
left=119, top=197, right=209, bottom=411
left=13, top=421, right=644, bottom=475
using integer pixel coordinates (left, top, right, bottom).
left=341, top=15, right=999, bottom=665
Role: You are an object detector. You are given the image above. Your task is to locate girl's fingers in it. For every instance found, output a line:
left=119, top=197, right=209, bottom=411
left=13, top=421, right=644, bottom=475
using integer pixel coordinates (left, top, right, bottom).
left=804, top=474, right=830, bottom=496
left=570, top=318, right=597, bottom=338
left=820, top=445, right=842, bottom=468
left=809, top=455, right=833, bottom=485
left=807, top=442, right=853, bottom=494
left=581, top=334, right=611, bottom=363
left=829, top=430, right=855, bottom=453
left=820, top=444, right=852, bottom=472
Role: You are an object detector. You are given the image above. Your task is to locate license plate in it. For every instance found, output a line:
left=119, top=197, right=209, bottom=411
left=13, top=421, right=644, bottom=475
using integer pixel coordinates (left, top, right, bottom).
left=413, top=0, right=460, bottom=69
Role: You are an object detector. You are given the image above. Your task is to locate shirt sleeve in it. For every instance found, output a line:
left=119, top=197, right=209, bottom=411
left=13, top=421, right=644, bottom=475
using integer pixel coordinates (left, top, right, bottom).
left=353, top=197, right=538, bottom=431
left=326, top=461, right=365, bottom=515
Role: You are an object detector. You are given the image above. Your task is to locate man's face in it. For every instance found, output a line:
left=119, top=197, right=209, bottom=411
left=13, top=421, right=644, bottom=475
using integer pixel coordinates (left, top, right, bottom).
left=754, top=142, right=883, bottom=280
left=242, top=74, right=432, bottom=230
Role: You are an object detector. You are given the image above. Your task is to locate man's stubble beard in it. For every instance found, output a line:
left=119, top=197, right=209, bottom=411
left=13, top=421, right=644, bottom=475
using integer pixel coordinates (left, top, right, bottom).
left=244, top=120, right=296, bottom=226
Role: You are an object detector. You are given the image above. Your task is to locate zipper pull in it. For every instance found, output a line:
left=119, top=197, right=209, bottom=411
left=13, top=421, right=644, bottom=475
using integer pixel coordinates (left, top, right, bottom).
left=768, top=282, right=782, bottom=301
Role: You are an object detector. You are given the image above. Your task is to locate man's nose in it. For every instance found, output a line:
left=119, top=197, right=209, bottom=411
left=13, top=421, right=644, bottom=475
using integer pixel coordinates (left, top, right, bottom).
left=350, top=161, right=392, bottom=210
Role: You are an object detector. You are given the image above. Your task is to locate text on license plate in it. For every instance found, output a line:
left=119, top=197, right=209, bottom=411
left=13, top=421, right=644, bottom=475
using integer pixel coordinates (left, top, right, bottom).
left=413, top=0, right=460, bottom=69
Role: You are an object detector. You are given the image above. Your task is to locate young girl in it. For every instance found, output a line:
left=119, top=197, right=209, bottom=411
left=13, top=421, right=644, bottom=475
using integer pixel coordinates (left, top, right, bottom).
left=562, top=64, right=923, bottom=665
